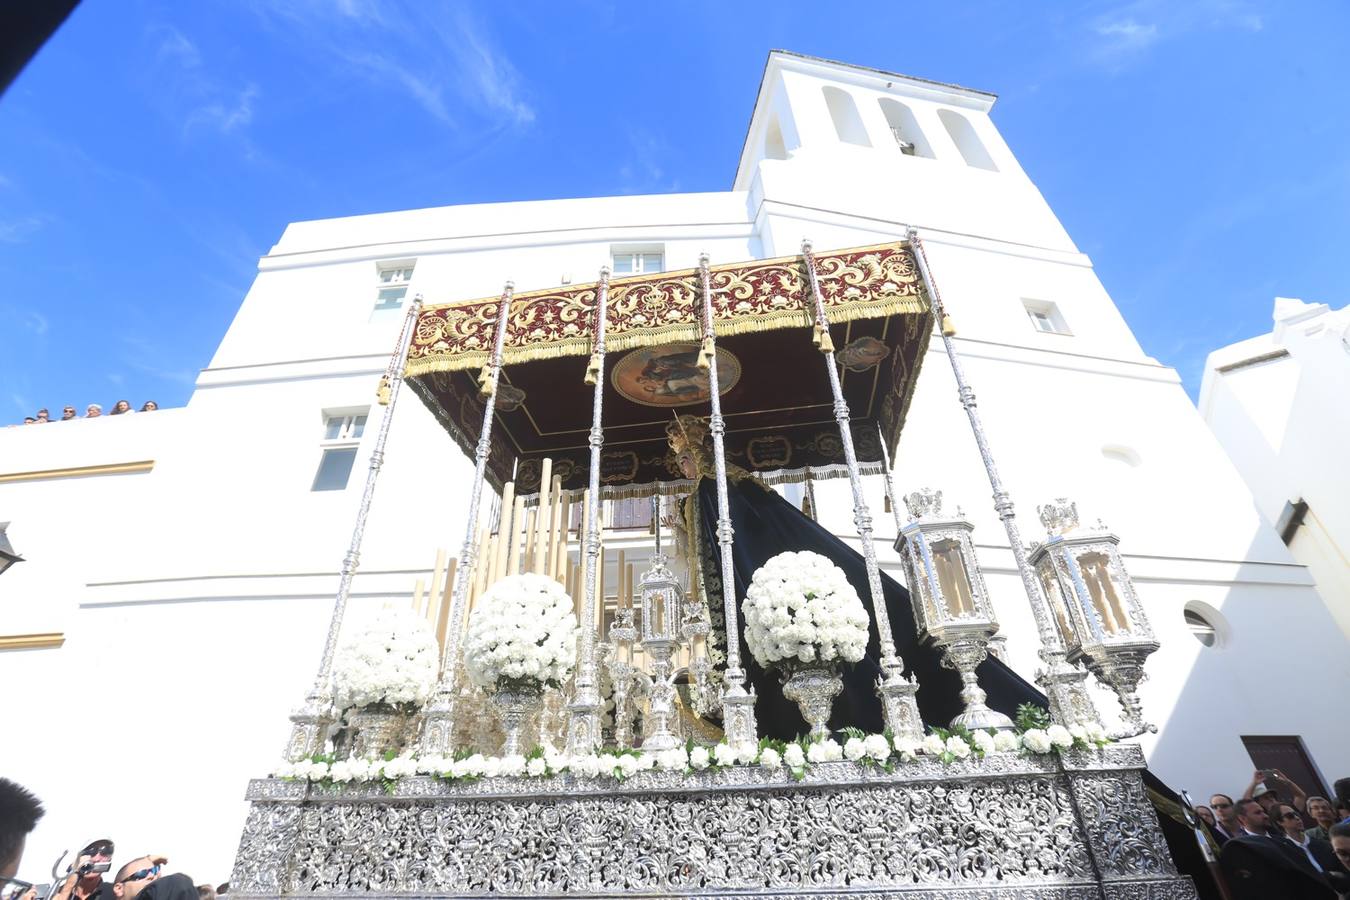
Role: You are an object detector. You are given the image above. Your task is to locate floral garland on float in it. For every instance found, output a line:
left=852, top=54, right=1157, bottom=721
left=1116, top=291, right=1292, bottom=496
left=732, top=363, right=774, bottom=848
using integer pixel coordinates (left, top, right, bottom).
left=742, top=550, right=870, bottom=740
left=461, top=573, right=579, bottom=756
left=329, top=607, right=440, bottom=758
left=275, top=703, right=1109, bottom=787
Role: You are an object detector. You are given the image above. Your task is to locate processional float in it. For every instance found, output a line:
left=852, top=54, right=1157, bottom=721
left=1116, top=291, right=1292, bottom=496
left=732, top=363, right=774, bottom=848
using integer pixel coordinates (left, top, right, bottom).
left=231, top=237, right=1194, bottom=899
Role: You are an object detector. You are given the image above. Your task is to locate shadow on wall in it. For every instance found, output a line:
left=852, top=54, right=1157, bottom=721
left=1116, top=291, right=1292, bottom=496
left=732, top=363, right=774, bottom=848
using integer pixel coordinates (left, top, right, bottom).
left=1142, top=521, right=1349, bottom=802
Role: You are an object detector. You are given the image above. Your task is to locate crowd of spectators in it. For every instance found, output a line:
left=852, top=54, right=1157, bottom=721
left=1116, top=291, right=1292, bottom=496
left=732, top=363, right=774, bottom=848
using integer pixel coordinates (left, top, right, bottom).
left=0, top=780, right=221, bottom=900
left=10, top=401, right=158, bottom=427
left=1193, top=769, right=1350, bottom=898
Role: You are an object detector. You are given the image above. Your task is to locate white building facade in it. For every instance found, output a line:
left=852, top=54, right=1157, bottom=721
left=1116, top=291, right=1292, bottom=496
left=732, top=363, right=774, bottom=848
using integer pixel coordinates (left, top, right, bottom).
left=3, top=51, right=1348, bottom=882
left=1199, top=297, right=1350, bottom=638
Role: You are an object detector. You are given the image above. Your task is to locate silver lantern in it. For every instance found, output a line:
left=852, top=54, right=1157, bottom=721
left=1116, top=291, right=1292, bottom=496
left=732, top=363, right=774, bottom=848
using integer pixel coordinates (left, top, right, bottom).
left=894, top=488, right=1012, bottom=731
left=636, top=551, right=683, bottom=750
left=1029, top=499, right=1159, bottom=737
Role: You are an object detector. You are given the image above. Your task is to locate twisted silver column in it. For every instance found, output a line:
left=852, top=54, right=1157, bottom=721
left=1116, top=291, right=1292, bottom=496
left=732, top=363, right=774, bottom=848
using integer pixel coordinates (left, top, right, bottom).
left=800, top=242, right=922, bottom=741
left=419, top=283, right=516, bottom=755
left=564, top=267, right=610, bottom=756
left=696, top=253, right=758, bottom=747
left=284, top=295, right=424, bottom=762
left=906, top=229, right=1100, bottom=729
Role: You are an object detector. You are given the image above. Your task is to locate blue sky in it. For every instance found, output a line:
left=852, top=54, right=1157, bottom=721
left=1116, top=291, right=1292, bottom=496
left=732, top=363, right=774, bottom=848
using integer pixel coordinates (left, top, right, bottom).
left=2, top=0, right=1347, bottom=420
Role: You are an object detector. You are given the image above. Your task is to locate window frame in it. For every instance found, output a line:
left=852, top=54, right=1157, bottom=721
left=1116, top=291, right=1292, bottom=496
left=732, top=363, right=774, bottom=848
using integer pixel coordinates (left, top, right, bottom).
left=1022, top=299, right=1072, bottom=336
left=610, top=246, right=665, bottom=276
left=312, top=408, right=370, bottom=492
left=373, top=259, right=417, bottom=311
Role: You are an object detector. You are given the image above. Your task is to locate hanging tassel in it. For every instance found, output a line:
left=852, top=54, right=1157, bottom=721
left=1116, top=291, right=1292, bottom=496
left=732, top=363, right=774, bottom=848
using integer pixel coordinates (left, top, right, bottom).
left=816, top=324, right=835, bottom=354
left=696, top=335, right=714, bottom=371
left=941, top=313, right=957, bottom=337
left=376, top=375, right=392, bottom=406
left=884, top=493, right=892, bottom=514
left=584, top=351, right=601, bottom=386
left=476, top=363, right=495, bottom=398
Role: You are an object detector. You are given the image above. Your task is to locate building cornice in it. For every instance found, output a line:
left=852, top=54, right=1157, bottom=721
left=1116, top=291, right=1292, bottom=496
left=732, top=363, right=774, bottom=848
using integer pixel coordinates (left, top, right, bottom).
left=0, top=460, right=154, bottom=483
left=0, top=632, right=65, bottom=650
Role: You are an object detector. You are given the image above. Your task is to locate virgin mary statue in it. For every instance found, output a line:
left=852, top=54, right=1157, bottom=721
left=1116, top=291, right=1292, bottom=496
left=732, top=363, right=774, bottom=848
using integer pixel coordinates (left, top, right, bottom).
left=666, top=414, right=1043, bottom=739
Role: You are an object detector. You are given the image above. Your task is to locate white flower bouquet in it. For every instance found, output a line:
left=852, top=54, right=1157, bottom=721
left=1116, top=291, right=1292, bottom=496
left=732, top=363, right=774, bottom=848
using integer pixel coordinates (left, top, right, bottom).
left=464, top=573, right=579, bottom=691
left=330, top=607, right=440, bottom=712
left=743, top=550, right=870, bottom=673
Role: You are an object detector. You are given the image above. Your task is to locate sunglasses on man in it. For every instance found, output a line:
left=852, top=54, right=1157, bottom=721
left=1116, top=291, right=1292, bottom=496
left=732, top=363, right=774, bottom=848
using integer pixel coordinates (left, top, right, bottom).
left=116, top=866, right=161, bottom=886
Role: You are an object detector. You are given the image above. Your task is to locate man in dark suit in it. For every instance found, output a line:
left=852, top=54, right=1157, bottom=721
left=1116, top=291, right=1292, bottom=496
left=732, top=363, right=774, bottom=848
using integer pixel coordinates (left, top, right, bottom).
left=1276, top=803, right=1346, bottom=877
left=1209, top=793, right=1242, bottom=846
left=1221, top=799, right=1336, bottom=899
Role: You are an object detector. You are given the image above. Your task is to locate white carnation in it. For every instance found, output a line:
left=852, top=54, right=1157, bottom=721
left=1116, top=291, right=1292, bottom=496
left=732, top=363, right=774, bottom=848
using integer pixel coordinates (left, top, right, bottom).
left=500, top=755, right=527, bottom=777
left=972, top=731, right=997, bottom=755
left=782, top=743, right=806, bottom=769
left=807, top=739, right=843, bottom=763
left=993, top=730, right=1021, bottom=753
left=1068, top=724, right=1088, bottom=744
left=893, top=736, right=919, bottom=761
left=921, top=733, right=946, bottom=756
left=864, top=734, right=892, bottom=762
left=330, top=607, right=439, bottom=712
left=526, top=757, right=548, bottom=777
left=945, top=735, right=972, bottom=759
left=656, top=748, right=688, bottom=771
left=759, top=747, right=783, bottom=769
left=713, top=743, right=737, bottom=767
left=463, top=574, right=580, bottom=691
left=1047, top=724, right=1074, bottom=749
left=1085, top=722, right=1108, bottom=744
left=1021, top=728, right=1052, bottom=754
left=615, top=755, right=639, bottom=778
left=742, top=551, right=871, bottom=671
left=689, top=747, right=711, bottom=770
left=843, top=737, right=867, bottom=761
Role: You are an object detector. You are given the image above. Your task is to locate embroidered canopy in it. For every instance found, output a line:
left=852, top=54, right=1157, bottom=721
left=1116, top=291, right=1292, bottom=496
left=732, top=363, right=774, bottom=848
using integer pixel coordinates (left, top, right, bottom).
left=405, top=241, right=933, bottom=496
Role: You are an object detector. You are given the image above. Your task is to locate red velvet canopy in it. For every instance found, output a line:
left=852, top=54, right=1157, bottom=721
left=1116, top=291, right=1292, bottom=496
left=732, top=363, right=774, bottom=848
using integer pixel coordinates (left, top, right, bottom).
left=405, top=242, right=933, bottom=497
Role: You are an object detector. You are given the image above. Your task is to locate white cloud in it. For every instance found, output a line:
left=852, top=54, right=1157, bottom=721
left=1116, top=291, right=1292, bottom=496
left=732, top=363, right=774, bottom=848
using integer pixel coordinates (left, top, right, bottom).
left=0, top=215, right=48, bottom=243
left=185, top=83, right=260, bottom=136
left=253, top=2, right=535, bottom=131
left=1094, top=19, right=1160, bottom=50
left=1085, top=0, right=1266, bottom=69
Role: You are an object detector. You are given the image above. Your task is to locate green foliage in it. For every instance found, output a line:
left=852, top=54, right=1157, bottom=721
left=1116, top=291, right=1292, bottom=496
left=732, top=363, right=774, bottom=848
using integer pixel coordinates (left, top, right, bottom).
left=1015, top=702, right=1051, bottom=732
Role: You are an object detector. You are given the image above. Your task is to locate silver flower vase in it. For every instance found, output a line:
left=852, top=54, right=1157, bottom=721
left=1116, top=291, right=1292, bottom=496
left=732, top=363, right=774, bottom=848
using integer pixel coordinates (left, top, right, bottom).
left=349, top=706, right=410, bottom=758
left=490, top=682, right=543, bottom=757
left=781, top=665, right=843, bottom=742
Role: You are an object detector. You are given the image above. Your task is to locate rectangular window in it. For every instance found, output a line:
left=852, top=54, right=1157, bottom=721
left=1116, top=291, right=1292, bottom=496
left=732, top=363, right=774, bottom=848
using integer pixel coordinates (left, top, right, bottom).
left=611, top=250, right=664, bottom=275
left=1022, top=299, right=1071, bottom=336
left=374, top=260, right=416, bottom=311
left=313, top=410, right=368, bottom=492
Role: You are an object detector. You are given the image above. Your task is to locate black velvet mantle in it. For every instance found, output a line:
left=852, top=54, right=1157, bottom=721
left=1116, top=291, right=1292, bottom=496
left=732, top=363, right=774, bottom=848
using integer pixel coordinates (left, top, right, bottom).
left=693, top=477, right=1043, bottom=738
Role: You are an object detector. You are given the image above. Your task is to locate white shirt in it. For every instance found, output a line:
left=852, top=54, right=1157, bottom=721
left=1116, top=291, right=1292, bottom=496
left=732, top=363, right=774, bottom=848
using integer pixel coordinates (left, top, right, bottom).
left=1285, top=833, right=1324, bottom=872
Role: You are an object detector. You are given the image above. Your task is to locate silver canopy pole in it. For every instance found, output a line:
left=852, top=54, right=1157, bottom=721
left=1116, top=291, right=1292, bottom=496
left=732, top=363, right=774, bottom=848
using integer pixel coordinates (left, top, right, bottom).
left=905, top=228, right=1101, bottom=728
left=695, top=253, right=759, bottom=748
left=800, top=241, right=923, bottom=741
left=284, top=294, right=424, bottom=761
left=419, top=283, right=517, bottom=756
left=564, top=267, right=610, bottom=756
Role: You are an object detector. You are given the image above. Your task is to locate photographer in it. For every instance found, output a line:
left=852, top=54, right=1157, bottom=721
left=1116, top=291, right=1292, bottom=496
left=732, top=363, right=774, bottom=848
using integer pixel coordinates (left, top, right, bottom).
left=50, top=841, right=116, bottom=900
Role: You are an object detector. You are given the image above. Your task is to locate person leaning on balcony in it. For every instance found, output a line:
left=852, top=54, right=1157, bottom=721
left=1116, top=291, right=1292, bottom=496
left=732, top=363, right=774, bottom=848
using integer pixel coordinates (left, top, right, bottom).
left=61, top=405, right=77, bottom=420
left=140, top=401, right=158, bottom=412
left=35, top=408, right=50, bottom=423
left=85, top=404, right=102, bottom=418
left=110, top=400, right=132, bottom=415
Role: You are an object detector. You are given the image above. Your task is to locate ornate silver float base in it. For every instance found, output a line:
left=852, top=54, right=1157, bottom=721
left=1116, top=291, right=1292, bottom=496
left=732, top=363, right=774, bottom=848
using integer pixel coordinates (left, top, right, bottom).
left=229, top=744, right=1195, bottom=899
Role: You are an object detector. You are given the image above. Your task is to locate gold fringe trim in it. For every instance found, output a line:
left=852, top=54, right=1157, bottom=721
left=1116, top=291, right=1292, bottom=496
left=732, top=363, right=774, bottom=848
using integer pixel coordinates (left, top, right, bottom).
left=405, top=295, right=927, bottom=379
